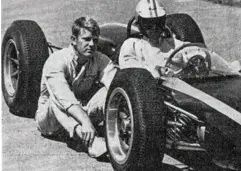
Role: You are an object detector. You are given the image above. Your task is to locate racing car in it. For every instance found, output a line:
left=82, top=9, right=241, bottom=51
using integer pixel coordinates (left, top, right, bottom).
left=2, top=13, right=241, bottom=170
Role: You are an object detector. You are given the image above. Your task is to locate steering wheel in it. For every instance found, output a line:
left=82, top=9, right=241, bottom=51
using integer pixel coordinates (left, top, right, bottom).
left=165, top=43, right=211, bottom=78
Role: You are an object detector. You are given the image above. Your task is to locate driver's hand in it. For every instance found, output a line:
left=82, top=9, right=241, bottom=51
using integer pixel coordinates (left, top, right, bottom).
left=171, top=53, right=188, bottom=68
left=155, top=65, right=175, bottom=77
left=75, top=122, right=96, bottom=147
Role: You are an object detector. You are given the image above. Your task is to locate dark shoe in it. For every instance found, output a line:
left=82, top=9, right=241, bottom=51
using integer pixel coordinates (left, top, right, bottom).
left=66, top=138, right=86, bottom=152
left=96, top=152, right=109, bottom=162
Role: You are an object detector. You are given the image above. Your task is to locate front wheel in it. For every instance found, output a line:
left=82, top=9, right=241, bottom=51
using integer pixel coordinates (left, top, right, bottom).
left=105, top=68, right=167, bottom=171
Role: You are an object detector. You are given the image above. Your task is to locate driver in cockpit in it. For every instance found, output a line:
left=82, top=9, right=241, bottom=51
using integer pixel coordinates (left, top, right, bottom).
left=119, top=0, right=185, bottom=77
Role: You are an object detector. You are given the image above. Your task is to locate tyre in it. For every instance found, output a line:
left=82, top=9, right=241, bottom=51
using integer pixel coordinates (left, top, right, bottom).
left=1, top=20, right=49, bottom=117
left=166, top=13, right=205, bottom=44
left=105, top=68, right=167, bottom=171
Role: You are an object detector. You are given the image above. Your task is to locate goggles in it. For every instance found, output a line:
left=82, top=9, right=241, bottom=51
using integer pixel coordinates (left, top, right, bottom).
left=140, top=16, right=166, bottom=30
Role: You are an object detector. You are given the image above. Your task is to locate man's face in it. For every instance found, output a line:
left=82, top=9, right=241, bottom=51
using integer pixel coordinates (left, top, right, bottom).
left=145, top=24, right=163, bottom=41
left=142, top=17, right=166, bottom=43
left=72, top=28, right=99, bottom=59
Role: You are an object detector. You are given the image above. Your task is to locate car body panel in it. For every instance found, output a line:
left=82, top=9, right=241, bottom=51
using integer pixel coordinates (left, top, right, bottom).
left=162, top=76, right=241, bottom=150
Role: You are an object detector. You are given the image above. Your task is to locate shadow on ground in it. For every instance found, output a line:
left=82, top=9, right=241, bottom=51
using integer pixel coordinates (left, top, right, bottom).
left=166, top=150, right=227, bottom=171
left=43, top=131, right=227, bottom=171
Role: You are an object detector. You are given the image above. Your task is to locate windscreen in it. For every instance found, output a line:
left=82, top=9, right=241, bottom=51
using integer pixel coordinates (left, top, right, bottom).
left=167, top=45, right=239, bottom=78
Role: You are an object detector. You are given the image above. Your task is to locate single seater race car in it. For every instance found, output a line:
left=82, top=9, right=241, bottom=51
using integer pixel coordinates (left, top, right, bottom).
left=2, top=13, right=241, bottom=170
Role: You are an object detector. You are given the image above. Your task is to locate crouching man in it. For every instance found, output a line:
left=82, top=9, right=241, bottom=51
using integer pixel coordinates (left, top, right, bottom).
left=35, top=17, right=117, bottom=157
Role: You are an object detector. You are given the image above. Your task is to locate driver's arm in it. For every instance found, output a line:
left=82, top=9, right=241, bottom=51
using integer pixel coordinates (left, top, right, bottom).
left=119, top=38, right=144, bottom=69
left=119, top=38, right=161, bottom=78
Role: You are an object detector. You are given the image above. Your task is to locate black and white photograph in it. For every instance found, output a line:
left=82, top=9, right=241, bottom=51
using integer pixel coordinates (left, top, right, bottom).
left=1, top=0, right=241, bottom=170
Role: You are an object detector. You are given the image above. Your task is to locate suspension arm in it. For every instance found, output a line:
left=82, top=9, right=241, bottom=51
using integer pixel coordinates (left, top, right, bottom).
left=47, top=42, right=62, bottom=53
left=164, top=101, right=204, bottom=124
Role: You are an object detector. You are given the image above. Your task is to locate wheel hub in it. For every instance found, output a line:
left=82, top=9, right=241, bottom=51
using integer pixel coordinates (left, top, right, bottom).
left=119, top=111, right=131, bottom=147
left=106, top=88, right=134, bottom=164
left=3, top=39, right=20, bottom=97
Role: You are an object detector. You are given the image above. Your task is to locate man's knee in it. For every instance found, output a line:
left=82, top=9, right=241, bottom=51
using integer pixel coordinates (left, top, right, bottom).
left=86, top=87, right=107, bottom=124
left=87, top=87, right=107, bottom=110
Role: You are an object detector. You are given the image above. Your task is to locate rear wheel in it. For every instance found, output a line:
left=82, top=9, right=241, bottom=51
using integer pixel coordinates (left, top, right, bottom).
left=1, top=20, right=49, bottom=117
left=166, top=13, right=205, bottom=44
left=105, top=68, right=167, bottom=171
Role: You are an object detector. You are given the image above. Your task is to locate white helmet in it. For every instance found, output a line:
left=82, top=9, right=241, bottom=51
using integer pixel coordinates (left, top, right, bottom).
left=135, top=0, right=170, bottom=39
left=136, top=0, right=166, bottom=19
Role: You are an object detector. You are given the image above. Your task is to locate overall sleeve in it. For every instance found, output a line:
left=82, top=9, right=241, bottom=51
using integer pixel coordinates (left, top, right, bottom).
left=119, top=38, right=144, bottom=69
left=119, top=38, right=161, bottom=78
left=43, top=54, right=80, bottom=111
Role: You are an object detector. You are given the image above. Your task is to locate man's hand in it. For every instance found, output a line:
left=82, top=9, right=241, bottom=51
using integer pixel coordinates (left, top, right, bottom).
left=67, top=104, right=97, bottom=147
left=75, top=122, right=96, bottom=147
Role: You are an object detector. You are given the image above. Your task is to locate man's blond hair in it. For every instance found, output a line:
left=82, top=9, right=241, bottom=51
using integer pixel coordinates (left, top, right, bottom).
left=72, top=17, right=100, bottom=37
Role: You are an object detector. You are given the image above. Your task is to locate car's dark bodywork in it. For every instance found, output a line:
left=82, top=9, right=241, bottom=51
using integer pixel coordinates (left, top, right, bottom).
left=163, top=75, right=241, bottom=150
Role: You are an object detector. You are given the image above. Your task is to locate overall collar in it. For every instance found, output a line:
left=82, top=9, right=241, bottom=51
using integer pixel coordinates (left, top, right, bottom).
left=69, top=44, right=94, bottom=66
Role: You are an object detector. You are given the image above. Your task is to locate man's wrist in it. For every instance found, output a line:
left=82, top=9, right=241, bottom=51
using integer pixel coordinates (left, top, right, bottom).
left=66, top=103, right=80, bottom=112
left=66, top=104, right=74, bottom=112
left=73, top=123, right=81, bottom=135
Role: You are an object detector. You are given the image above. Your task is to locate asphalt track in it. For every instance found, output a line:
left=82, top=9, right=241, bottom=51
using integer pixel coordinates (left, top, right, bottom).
left=1, top=0, right=241, bottom=170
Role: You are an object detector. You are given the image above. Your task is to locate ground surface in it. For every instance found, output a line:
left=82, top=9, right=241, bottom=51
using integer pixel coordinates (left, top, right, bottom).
left=1, top=0, right=241, bottom=171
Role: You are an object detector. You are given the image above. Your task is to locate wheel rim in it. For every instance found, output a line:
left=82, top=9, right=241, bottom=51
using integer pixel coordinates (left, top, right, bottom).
left=3, top=39, right=20, bottom=97
left=106, top=87, right=134, bottom=164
